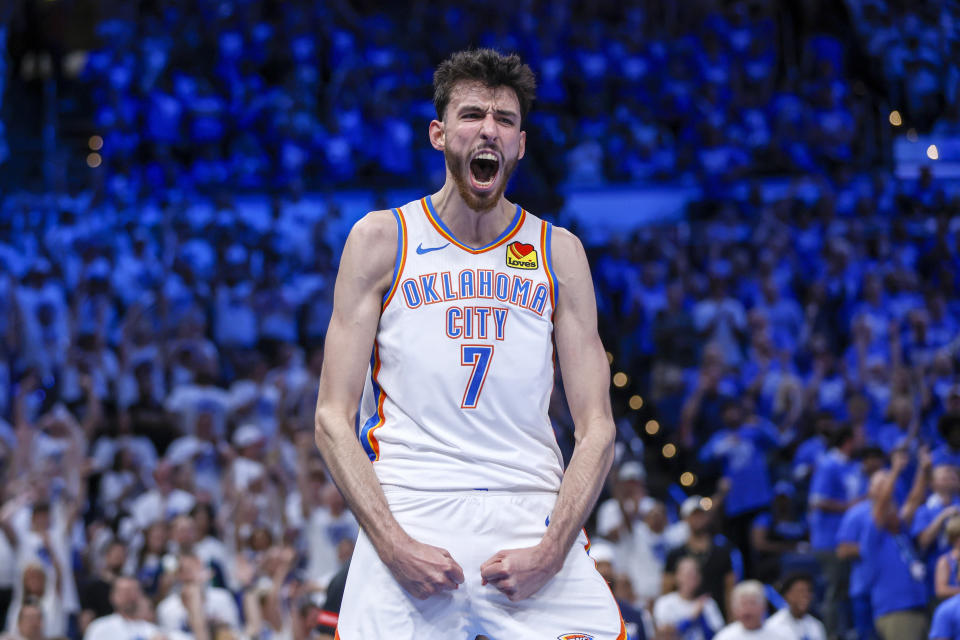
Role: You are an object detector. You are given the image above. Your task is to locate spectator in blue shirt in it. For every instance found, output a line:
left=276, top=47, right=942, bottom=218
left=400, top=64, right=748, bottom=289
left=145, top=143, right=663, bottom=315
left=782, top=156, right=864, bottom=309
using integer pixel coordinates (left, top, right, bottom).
left=862, top=448, right=931, bottom=640
left=912, top=465, right=960, bottom=585
left=749, top=481, right=807, bottom=584
left=810, top=427, right=864, bottom=550
left=934, top=516, right=960, bottom=602
left=930, top=592, right=960, bottom=640
left=700, top=398, right=778, bottom=572
left=837, top=464, right=889, bottom=640
left=808, top=426, right=862, bottom=634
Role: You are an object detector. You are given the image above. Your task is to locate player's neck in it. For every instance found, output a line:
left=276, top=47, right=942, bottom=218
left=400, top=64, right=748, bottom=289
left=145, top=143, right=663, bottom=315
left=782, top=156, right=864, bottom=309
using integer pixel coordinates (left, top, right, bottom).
left=431, top=182, right=515, bottom=247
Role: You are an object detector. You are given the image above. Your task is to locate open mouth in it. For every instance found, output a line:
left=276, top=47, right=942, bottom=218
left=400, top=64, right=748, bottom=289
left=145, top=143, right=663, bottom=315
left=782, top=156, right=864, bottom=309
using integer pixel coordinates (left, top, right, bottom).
left=469, top=150, right=500, bottom=190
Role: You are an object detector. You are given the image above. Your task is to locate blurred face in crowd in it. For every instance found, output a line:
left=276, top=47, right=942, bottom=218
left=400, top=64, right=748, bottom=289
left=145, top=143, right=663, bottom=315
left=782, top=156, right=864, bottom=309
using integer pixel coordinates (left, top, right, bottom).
left=676, top=557, right=701, bottom=598
left=733, top=591, right=765, bottom=630
left=192, top=506, right=213, bottom=539
left=22, top=566, right=45, bottom=597
left=932, top=465, right=960, bottom=496
left=772, top=493, right=792, bottom=518
left=171, top=515, right=197, bottom=549
left=847, top=394, right=870, bottom=423
left=784, top=578, right=813, bottom=619
left=196, top=412, right=216, bottom=441
left=666, top=282, right=684, bottom=310
left=249, top=527, right=273, bottom=552
left=145, top=522, right=168, bottom=554
left=17, top=602, right=44, bottom=640
left=153, top=463, right=173, bottom=491
left=431, top=81, right=525, bottom=212
left=30, top=504, right=51, bottom=533
left=861, top=453, right=887, bottom=479
left=111, top=577, right=143, bottom=618
left=687, top=508, right=709, bottom=535
left=104, top=541, right=127, bottom=574
left=888, top=397, right=913, bottom=428
left=644, top=501, right=667, bottom=534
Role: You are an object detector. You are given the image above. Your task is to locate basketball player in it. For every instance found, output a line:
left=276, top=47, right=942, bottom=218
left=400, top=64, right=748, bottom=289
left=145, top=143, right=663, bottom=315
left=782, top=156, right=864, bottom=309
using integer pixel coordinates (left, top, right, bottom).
left=314, top=49, right=625, bottom=639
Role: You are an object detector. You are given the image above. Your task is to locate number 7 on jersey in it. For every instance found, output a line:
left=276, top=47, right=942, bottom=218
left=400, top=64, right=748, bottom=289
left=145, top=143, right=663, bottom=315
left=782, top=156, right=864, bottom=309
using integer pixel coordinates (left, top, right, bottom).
left=460, top=345, right=494, bottom=409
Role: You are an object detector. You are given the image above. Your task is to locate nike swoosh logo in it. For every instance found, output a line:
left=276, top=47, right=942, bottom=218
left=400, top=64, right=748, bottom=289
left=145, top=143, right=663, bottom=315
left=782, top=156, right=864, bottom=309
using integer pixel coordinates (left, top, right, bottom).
left=416, top=243, right=450, bottom=255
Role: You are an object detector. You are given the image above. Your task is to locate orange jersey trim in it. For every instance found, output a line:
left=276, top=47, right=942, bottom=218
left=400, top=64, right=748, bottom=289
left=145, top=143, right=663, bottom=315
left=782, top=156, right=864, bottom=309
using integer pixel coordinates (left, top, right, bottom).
left=363, top=344, right=387, bottom=461
left=540, top=220, right=557, bottom=312
left=381, top=207, right=407, bottom=310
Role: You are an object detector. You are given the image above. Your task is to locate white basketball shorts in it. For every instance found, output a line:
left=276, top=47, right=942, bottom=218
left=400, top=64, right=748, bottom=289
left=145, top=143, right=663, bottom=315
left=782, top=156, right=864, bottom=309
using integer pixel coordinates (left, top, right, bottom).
left=335, top=489, right=626, bottom=639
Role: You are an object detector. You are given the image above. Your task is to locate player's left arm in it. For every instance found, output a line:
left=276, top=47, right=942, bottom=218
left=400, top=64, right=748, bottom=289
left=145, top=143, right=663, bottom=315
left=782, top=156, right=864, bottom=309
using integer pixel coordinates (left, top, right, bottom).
left=480, top=226, right=615, bottom=601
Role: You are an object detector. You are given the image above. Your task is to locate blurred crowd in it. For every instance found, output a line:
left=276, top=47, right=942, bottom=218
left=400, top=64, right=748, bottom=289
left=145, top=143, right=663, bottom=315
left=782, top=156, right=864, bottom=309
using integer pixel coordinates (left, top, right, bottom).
left=1, top=0, right=960, bottom=640
left=1, top=166, right=959, bottom=640
left=68, top=0, right=960, bottom=201
left=560, top=160, right=960, bottom=639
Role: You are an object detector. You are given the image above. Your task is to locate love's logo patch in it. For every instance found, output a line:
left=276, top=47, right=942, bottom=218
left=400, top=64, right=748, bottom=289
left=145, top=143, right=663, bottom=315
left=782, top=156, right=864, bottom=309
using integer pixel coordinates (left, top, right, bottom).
left=506, top=241, right=538, bottom=270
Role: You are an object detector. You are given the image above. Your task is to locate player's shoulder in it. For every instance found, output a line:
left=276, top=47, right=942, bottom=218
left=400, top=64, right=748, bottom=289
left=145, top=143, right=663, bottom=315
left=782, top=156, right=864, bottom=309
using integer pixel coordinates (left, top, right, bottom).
left=545, top=223, right=591, bottom=285
left=547, top=223, right=584, bottom=255
left=348, top=209, right=398, bottom=247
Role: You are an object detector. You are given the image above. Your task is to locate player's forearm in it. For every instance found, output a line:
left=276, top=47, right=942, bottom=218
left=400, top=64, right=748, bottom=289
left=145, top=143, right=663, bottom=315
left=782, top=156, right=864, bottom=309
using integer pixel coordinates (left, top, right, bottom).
left=540, top=419, right=614, bottom=562
left=314, top=408, right=408, bottom=556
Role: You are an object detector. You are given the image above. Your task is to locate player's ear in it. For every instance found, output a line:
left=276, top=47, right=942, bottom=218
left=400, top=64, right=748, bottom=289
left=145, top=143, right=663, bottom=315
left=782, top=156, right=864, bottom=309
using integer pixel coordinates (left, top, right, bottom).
left=518, top=130, right=525, bottom=160
left=429, top=120, right=445, bottom=151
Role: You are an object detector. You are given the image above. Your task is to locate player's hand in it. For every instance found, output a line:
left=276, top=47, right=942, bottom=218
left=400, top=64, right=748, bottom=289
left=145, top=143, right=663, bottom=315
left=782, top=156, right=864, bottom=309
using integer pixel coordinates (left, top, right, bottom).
left=480, top=544, right=563, bottom=601
left=384, top=537, right=464, bottom=600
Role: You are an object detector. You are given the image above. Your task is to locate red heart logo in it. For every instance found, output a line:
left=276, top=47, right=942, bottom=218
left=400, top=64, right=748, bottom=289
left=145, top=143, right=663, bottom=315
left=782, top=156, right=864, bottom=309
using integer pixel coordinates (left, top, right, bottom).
left=510, top=242, right=534, bottom=258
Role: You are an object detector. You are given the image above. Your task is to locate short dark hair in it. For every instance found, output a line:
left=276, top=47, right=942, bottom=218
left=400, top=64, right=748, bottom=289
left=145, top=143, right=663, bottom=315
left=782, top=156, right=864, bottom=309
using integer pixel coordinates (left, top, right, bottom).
left=433, top=49, right=537, bottom=123
left=830, top=426, right=855, bottom=449
left=939, top=412, right=960, bottom=439
left=857, top=446, right=886, bottom=462
left=779, top=572, right=814, bottom=594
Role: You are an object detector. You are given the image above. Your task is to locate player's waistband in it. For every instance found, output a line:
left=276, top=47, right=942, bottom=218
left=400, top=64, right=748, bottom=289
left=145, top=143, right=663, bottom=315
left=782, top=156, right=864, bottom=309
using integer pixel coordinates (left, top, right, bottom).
left=381, top=484, right=559, bottom=498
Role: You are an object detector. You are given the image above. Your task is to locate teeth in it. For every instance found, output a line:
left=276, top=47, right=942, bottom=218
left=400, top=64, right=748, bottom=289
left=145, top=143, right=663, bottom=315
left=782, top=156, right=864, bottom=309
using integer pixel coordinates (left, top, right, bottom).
left=475, top=151, right=498, bottom=162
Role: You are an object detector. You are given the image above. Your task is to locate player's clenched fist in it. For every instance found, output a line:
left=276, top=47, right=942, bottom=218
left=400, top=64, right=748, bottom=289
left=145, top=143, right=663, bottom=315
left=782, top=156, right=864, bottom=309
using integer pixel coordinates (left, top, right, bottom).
left=383, top=537, right=465, bottom=600
left=480, top=544, right=563, bottom=601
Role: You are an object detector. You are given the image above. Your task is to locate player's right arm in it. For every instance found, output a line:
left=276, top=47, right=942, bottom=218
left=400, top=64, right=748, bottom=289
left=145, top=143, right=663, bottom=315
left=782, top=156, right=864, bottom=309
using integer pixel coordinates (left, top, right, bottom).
left=314, top=210, right=464, bottom=600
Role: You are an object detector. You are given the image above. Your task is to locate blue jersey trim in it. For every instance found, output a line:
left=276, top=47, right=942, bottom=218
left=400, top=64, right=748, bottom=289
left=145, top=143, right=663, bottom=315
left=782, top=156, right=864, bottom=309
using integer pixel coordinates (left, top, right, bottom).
left=359, top=352, right=383, bottom=461
left=544, top=221, right=557, bottom=309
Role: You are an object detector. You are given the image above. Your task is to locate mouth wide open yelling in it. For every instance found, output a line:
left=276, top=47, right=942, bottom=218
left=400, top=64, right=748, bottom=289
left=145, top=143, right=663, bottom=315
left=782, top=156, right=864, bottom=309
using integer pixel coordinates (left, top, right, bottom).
left=446, top=146, right=518, bottom=212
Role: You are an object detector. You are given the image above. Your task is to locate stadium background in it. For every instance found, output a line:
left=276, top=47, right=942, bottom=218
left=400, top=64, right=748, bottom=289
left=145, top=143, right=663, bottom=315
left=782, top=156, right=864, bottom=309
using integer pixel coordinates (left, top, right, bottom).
left=0, top=0, right=959, bottom=639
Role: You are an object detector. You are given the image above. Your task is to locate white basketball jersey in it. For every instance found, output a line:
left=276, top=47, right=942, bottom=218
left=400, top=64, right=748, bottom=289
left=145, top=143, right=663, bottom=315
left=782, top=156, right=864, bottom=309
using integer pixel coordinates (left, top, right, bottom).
left=357, top=195, right=564, bottom=493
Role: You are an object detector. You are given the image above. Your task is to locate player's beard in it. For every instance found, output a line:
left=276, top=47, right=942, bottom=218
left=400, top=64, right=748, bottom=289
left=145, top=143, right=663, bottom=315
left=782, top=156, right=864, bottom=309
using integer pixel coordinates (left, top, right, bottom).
left=444, top=146, right=519, bottom=213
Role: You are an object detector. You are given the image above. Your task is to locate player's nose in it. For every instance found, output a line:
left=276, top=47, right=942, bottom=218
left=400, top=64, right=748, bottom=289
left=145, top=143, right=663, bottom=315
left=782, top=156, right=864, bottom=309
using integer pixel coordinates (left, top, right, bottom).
left=479, top=113, right=498, bottom=140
